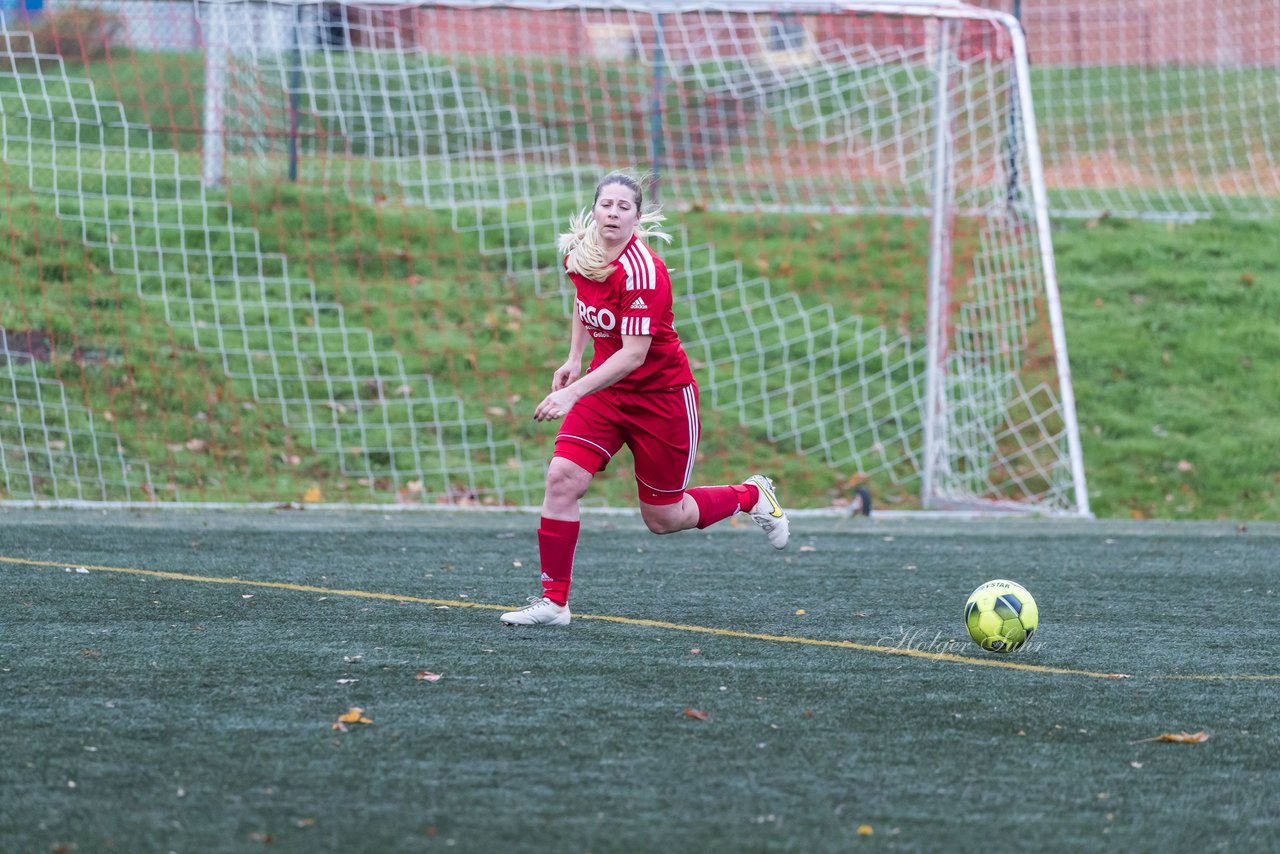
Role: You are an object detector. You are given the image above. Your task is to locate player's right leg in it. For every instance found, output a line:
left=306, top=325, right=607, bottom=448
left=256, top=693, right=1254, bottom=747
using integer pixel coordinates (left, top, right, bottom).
left=499, top=595, right=571, bottom=627
left=500, top=456, right=592, bottom=627
left=501, top=394, right=622, bottom=627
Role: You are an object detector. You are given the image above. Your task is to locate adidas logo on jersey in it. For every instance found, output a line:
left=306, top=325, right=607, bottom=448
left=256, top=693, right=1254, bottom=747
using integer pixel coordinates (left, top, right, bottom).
left=628, top=296, right=649, bottom=311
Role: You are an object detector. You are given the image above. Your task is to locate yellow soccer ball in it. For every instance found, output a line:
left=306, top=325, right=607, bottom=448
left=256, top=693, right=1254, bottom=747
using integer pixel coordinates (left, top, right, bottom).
left=964, top=579, right=1039, bottom=653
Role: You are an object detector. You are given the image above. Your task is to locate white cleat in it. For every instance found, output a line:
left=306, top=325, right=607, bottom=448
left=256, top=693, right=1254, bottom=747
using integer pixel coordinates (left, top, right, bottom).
left=743, top=474, right=790, bottom=549
left=500, top=595, right=571, bottom=627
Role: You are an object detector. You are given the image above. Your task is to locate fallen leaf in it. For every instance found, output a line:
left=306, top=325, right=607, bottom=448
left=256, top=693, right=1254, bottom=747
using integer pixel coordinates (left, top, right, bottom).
left=249, top=832, right=273, bottom=843
left=857, top=824, right=874, bottom=836
left=1130, top=730, right=1210, bottom=745
left=336, top=707, right=372, bottom=725
left=684, top=707, right=709, bottom=721
left=302, top=486, right=322, bottom=502
left=794, top=609, right=807, bottom=616
left=798, top=545, right=816, bottom=552
left=415, top=671, right=442, bottom=682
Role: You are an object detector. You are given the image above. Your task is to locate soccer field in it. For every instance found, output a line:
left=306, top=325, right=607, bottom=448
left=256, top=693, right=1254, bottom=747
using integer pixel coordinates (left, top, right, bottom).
left=1, top=509, right=1277, bottom=852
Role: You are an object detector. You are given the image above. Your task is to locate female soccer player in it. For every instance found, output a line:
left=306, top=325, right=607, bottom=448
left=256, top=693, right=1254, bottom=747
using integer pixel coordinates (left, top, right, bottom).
left=501, top=171, right=789, bottom=627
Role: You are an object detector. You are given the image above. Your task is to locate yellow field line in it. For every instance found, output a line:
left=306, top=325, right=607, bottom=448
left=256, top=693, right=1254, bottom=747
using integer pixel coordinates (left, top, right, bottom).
left=4, top=554, right=1277, bottom=682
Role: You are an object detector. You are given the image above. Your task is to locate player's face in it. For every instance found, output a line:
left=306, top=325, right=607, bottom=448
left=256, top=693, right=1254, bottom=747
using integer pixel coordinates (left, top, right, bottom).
left=592, top=182, right=641, bottom=249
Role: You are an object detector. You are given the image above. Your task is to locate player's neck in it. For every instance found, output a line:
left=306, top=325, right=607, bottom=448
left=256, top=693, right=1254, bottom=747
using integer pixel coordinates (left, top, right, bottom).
left=600, top=232, right=634, bottom=261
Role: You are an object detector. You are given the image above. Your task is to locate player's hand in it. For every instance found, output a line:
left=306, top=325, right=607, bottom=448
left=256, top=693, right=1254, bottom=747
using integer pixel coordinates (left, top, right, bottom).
left=534, top=387, right=580, bottom=421
left=551, top=361, right=581, bottom=391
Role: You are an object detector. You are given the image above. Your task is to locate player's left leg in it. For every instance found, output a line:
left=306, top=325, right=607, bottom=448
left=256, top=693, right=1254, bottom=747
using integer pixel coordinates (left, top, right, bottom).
left=627, top=385, right=788, bottom=547
left=625, top=383, right=699, bottom=533
left=637, top=490, right=699, bottom=533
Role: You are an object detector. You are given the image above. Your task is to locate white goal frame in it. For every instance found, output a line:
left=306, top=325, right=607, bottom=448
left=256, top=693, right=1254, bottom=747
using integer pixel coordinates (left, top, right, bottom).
left=1, top=1, right=1091, bottom=513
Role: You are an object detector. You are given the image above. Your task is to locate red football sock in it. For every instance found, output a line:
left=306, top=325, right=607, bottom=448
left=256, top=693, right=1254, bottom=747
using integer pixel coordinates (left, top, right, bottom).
left=537, top=516, right=579, bottom=605
left=687, top=484, right=759, bottom=529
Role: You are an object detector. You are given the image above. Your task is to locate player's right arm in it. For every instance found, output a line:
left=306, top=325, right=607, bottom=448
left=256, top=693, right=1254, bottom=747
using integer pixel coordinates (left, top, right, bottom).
left=535, top=333, right=649, bottom=422
left=552, top=312, right=588, bottom=391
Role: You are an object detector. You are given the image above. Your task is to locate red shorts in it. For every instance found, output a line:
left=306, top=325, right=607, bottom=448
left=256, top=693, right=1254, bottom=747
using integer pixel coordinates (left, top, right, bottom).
left=554, top=383, right=699, bottom=505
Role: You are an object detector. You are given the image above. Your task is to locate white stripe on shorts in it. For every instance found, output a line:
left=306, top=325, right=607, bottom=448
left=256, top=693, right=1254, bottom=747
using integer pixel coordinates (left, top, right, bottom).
left=682, top=384, right=698, bottom=489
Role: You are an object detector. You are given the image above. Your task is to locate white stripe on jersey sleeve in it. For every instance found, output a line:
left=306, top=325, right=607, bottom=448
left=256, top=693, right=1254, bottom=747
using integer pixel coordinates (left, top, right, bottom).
left=618, top=241, right=658, bottom=291
left=620, top=316, right=652, bottom=336
left=627, top=242, right=658, bottom=290
left=618, top=248, right=637, bottom=291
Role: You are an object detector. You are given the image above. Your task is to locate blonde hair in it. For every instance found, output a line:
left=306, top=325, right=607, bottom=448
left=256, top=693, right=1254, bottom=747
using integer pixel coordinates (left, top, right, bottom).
left=558, top=172, right=672, bottom=282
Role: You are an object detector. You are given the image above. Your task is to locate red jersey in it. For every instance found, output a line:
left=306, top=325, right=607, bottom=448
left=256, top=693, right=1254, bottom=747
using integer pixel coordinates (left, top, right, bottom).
left=566, top=235, right=694, bottom=393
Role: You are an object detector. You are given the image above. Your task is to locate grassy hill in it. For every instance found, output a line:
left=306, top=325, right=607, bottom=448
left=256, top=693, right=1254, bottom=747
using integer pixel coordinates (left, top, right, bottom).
left=1054, top=215, right=1280, bottom=519
left=5, top=167, right=1276, bottom=517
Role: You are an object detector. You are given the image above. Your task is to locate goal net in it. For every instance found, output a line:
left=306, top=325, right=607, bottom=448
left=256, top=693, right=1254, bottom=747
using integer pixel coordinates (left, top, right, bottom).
left=980, top=0, right=1280, bottom=220
left=0, top=0, right=1089, bottom=514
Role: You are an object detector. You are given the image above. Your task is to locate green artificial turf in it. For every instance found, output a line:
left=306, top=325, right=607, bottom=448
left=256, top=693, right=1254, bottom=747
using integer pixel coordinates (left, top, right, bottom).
left=1, top=509, right=1277, bottom=851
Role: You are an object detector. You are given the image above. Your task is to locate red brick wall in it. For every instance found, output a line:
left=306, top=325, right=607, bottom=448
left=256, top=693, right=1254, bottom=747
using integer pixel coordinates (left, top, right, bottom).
left=977, top=0, right=1280, bottom=66
left=341, top=2, right=1278, bottom=68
